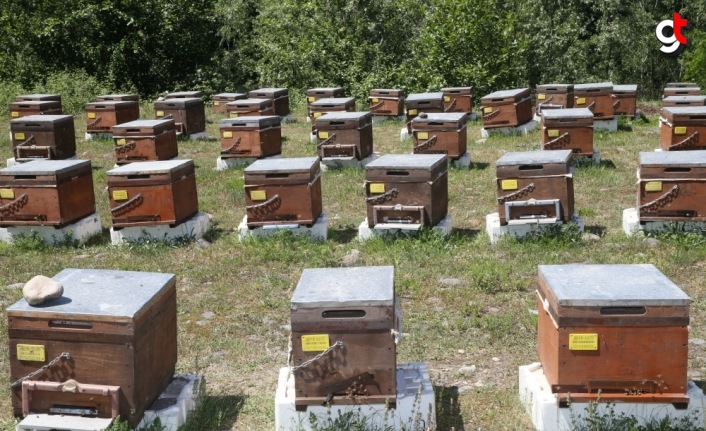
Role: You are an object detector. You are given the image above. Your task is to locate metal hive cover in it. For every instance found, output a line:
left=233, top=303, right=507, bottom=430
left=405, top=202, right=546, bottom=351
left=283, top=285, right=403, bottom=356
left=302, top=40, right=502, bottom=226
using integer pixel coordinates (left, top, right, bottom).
left=366, top=154, right=447, bottom=170
left=10, top=115, right=71, bottom=124
left=213, top=92, right=245, bottom=98
left=291, top=266, right=395, bottom=308
left=406, top=92, right=444, bottom=101
left=219, top=116, right=280, bottom=127
left=663, top=96, right=706, bottom=103
left=317, top=112, right=370, bottom=121
left=11, top=101, right=59, bottom=106
left=614, top=84, right=638, bottom=92
left=107, top=159, right=192, bottom=175
left=17, top=94, right=60, bottom=99
left=441, top=86, right=472, bottom=92
left=114, top=120, right=171, bottom=128
left=538, top=264, right=690, bottom=306
left=6, top=268, right=175, bottom=318
left=309, top=87, right=344, bottom=92
left=663, top=106, right=706, bottom=115
left=230, top=98, right=270, bottom=105
left=639, top=151, right=706, bottom=167
left=244, top=157, right=318, bottom=173
left=311, top=97, right=355, bottom=106
left=541, top=108, right=594, bottom=120
left=0, top=159, right=89, bottom=176
left=86, top=101, right=135, bottom=107
left=574, top=82, right=614, bottom=91
left=413, top=113, right=467, bottom=122
left=537, top=84, right=573, bottom=91
left=483, top=88, right=529, bottom=99
left=496, top=149, right=572, bottom=166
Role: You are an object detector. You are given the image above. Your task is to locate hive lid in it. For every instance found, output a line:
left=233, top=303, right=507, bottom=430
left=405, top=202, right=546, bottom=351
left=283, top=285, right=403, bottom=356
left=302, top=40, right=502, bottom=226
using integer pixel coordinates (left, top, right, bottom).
left=406, top=92, right=444, bottom=101
left=213, top=92, right=246, bottom=98
left=114, top=119, right=172, bottom=128
left=107, top=159, right=192, bottom=175
left=536, top=84, right=573, bottom=91
left=219, top=116, right=280, bottom=126
left=541, top=108, right=594, bottom=120
left=311, top=97, right=355, bottom=106
left=441, top=86, right=472, bottom=92
left=317, top=111, right=370, bottom=121
left=366, top=154, right=447, bottom=170
left=16, top=94, right=60, bottom=99
left=7, top=268, right=175, bottom=318
left=250, top=88, right=288, bottom=95
left=230, top=98, right=270, bottom=105
left=663, top=96, right=706, bottom=103
left=308, top=87, right=344, bottom=92
left=291, top=266, right=395, bottom=308
left=97, top=94, right=139, bottom=99
left=0, top=159, right=89, bottom=175
left=10, top=101, right=60, bottom=106
left=539, top=264, right=690, bottom=306
left=574, top=82, right=614, bottom=91
left=639, top=151, right=706, bottom=167
left=496, top=149, right=572, bottom=166
left=245, top=157, right=319, bottom=173
left=614, top=84, right=638, bottom=92
left=483, top=88, right=529, bottom=99
left=662, top=106, right=706, bottom=115
left=85, top=101, right=136, bottom=107
left=10, top=115, right=72, bottom=124
left=413, top=112, right=467, bottom=122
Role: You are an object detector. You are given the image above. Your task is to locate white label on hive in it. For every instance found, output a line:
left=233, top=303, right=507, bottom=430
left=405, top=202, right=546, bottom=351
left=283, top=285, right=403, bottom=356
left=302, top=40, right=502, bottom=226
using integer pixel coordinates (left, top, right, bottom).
left=547, top=129, right=559, bottom=138
left=674, top=126, right=687, bottom=135
left=444, top=96, right=451, bottom=102
left=156, top=110, right=164, bottom=117
left=318, top=131, right=329, bottom=139
left=483, top=107, right=492, bottom=114
left=537, top=94, right=546, bottom=100
left=14, top=133, right=25, bottom=141
left=230, top=112, right=239, bottom=118
left=251, top=190, right=267, bottom=201
left=223, top=131, right=233, bottom=139
left=371, top=97, right=379, bottom=103
left=308, top=97, right=316, bottom=102
left=87, top=112, right=96, bottom=119
left=370, top=183, right=385, bottom=193
left=645, top=181, right=662, bottom=192
left=302, top=334, right=330, bottom=352
left=569, top=333, right=598, bottom=350
left=501, top=179, right=518, bottom=190
left=11, top=111, right=19, bottom=118
left=17, top=344, right=45, bottom=362
left=213, top=101, right=220, bottom=106
left=408, top=109, right=417, bottom=116
left=112, top=190, right=128, bottom=201
left=0, top=189, right=14, bottom=199
left=116, top=138, right=126, bottom=146
left=576, top=97, right=586, bottom=105
left=417, top=132, right=429, bottom=140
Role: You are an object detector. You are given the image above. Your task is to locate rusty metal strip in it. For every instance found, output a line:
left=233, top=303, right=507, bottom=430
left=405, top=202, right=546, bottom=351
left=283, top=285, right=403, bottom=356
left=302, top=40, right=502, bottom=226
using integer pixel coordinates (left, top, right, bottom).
left=497, top=183, right=535, bottom=204
left=316, top=133, right=337, bottom=149
left=0, top=193, right=29, bottom=217
left=444, top=98, right=457, bottom=112
left=542, top=132, right=571, bottom=150
left=613, top=99, right=621, bottom=110
left=539, top=96, right=554, bottom=106
left=482, top=109, right=500, bottom=121
left=671, top=131, right=700, bottom=150
left=414, top=135, right=438, bottom=153
left=369, top=101, right=385, bottom=111
left=639, top=185, right=679, bottom=212
left=222, top=137, right=242, bottom=154
left=15, top=134, right=36, bottom=147
left=366, top=188, right=399, bottom=206
left=111, top=193, right=144, bottom=217
left=586, top=101, right=596, bottom=112
left=87, top=115, right=102, bottom=128
left=115, top=140, right=136, bottom=154
left=246, top=194, right=282, bottom=217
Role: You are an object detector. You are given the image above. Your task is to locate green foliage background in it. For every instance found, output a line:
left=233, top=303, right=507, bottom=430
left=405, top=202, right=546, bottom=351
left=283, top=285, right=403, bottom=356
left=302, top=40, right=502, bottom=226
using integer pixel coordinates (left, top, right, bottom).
left=1, top=0, right=704, bottom=105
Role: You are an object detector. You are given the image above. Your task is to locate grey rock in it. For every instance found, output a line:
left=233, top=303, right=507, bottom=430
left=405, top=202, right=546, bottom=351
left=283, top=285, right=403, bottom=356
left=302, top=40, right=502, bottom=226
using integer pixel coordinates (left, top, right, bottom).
left=690, top=338, right=706, bottom=346
left=23, top=275, right=63, bottom=306
left=458, top=365, right=477, bottom=375
left=74, top=254, right=91, bottom=259
left=195, top=320, right=207, bottom=326
left=438, top=277, right=463, bottom=286
left=582, top=233, right=600, bottom=242
left=211, top=350, right=225, bottom=360
left=644, top=237, right=660, bottom=247
left=457, top=385, right=474, bottom=394
left=341, top=249, right=362, bottom=266
left=202, top=311, right=215, bottom=319
left=196, top=238, right=211, bottom=249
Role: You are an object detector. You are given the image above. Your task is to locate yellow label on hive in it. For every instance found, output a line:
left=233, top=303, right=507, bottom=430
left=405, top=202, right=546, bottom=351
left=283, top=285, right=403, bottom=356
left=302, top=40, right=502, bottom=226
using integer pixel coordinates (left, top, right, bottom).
left=418, top=132, right=429, bottom=140
left=547, top=129, right=559, bottom=138
left=112, top=190, right=128, bottom=201
left=156, top=110, right=164, bottom=117
left=116, top=138, right=126, bottom=146
left=675, top=126, right=687, bottom=135
left=251, top=190, right=267, bottom=201
left=302, top=334, right=330, bottom=352
left=87, top=112, right=96, bottom=119
left=576, top=97, right=586, bottom=105
left=230, top=112, right=239, bottom=118
left=501, top=179, right=518, bottom=191
left=14, top=133, right=25, bottom=141
left=308, top=97, right=315, bottom=103
left=213, top=101, right=220, bottom=106
left=370, top=183, right=385, bottom=193
left=483, top=107, right=492, bottom=114
left=0, top=189, right=14, bottom=199
left=408, top=109, right=417, bottom=116
left=444, top=96, right=451, bottom=102
left=645, top=181, right=663, bottom=192
left=223, top=131, right=233, bottom=139
left=569, top=333, right=598, bottom=351
left=318, top=131, right=329, bottom=139
left=11, top=111, right=19, bottom=117
left=17, top=344, right=45, bottom=362
left=537, top=94, right=546, bottom=100
left=313, top=112, right=322, bottom=118
left=371, top=98, right=379, bottom=103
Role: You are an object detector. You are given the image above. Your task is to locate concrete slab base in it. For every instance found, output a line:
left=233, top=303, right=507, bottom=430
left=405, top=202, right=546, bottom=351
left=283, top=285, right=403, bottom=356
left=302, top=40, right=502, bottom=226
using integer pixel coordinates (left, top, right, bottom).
left=84, top=132, right=112, bottom=140
left=573, top=150, right=600, bottom=166
left=110, top=212, right=211, bottom=245
left=309, top=132, right=317, bottom=143
left=281, top=114, right=296, bottom=123
left=622, top=207, right=706, bottom=236
left=481, top=120, right=537, bottom=138
left=468, top=112, right=478, bottom=121
left=373, top=115, right=406, bottom=123
left=320, top=154, right=377, bottom=170
left=594, top=117, right=618, bottom=132
left=7, top=156, right=77, bottom=167
left=519, top=362, right=706, bottom=431
left=400, top=128, right=410, bottom=141
left=451, top=152, right=472, bottom=168
left=138, top=374, right=203, bottom=431
left=238, top=213, right=328, bottom=241
left=485, top=212, right=584, bottom=244
left=0, top=213, right=102, bottom=245
left=275, top=362, right=436, bottom=431
left=16, top=416, right=113, bottom=431
left=216, top=154, right=282, bottom=171
left=187, top=131, right=208, bottom=141
left=358, top=214, right=452, bottom=241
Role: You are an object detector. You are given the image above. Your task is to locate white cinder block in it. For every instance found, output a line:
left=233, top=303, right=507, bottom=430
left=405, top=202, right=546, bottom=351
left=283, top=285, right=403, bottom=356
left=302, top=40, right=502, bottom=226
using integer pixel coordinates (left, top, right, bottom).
left=138, top=374, right=203, bottom=431
left=238, top=213, right=328, bottom=241
left=593, top=117, right=618, bottom=132
left=216, top=154, right=282, bottom=171
left=358, top=214, right=452, bottom=241
left=485, top=212, right=584, bottom=244
left=481, top=119, right=537, bottom=138
left=0, top=213, right=102, bottom=245
left=110, top=212, right=210, bottom=245
left=320, top=154, right=378, bottom=170
left=451, top=152, right=471, bottom=168
left=17, top=416, right=114, bottom=431
left=622, top=207, right=706, bottom=236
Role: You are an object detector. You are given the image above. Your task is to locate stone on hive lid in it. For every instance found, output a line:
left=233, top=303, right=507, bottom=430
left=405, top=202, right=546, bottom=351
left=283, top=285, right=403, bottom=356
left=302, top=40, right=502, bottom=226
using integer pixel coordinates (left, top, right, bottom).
left=23, top=275, right=63, bottom=306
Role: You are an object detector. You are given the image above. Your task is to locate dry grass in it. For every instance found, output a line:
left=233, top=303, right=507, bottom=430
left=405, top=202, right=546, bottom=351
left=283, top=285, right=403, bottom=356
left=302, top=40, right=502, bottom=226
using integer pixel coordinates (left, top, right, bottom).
left=0, top=103, right=705, bottom=430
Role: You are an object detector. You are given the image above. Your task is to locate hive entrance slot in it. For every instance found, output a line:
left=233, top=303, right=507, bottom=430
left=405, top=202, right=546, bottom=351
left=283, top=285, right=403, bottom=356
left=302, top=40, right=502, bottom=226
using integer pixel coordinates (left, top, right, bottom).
left=265, top=173, right=289, bottom=178
left=49, top=320, right=93, bottom=329
left=126, top=129, right=141, bottom=133
left=127, top=174, right=150, bottom=179
left=14, top=175, right=36, bottom=180
left=322, top=310, right=366, bottom=319
left=691, top=115, right=706, bottom=120
left=386, top=171, right=409, bottom=176
left=519, top=165, right=543, bottom=171
left=25, top=124, right=41, bottom=127
left=665, top=167, right=691, bottom=172
left=49, top=405, right=98, bottom=416
left=599, top=307, right=646, bottom=315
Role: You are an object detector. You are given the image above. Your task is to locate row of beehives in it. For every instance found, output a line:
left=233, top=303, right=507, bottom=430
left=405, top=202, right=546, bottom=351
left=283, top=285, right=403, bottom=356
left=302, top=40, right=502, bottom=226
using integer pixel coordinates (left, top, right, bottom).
left=5, top=262, right=694, bottom=428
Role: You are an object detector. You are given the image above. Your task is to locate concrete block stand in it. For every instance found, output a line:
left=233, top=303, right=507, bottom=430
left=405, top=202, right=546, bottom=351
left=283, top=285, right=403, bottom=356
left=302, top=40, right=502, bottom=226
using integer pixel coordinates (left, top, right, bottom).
left=358, top=214, right=452, bottom=241
left=320, top=154, right=377, bottom=170
left=622, top=207, right=706, bottom=236
left=481, top=120, right=537, bottom=138
left=110, top=212, right=211, bottom=245
left=238, top=213, right=328, bottom=241
left=138, top=374, right=203, bottom=431
left=486, top=213, right=584, bottom=244
left=594, top=117, right=618, bottom=132
left=216, top=154, right=282, bottom=171
left=0, top=213, right=102, bottom=245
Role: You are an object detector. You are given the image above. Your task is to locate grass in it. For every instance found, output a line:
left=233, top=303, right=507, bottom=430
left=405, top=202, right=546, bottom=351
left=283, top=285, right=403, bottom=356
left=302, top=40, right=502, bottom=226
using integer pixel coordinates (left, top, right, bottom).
left=0, top=102, right=705, bottom=430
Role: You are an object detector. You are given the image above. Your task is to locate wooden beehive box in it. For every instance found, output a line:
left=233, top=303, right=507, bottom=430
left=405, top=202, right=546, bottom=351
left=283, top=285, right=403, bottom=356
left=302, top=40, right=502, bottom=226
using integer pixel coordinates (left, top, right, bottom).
left=219, top=116, right=281, bottom=159
left=536, top=264, right=689, bottom=405
left=153, top=98, right=206, bottom=135
left=96, top=94, right=140, bottom=119
left=166, top=90, right=204, bottom=99
left=9, top=101, right=62, bottom=120
left=659, top=106, right=706, bottom=151
left=663, top=96, right=706, bottom=108
left=10, top=115, right=76, bottom=161
left=613, top=84, right=638, bottom=116
left=667, top=82, right=698, bottom=88
left=7, top=268, right=177, bottom=427
left=573, top=82, right=615, bottom=120
left=369, top=89, right=404, bottom=116
left=663, top=87, right=701, bottom=98
left=411, top=112, right=468, bottom=158
left=306, top=87, right=346, bottom=113
left=637, top=151, right=706, bottom=221
left=107, top=160, right=198, bottom=228
left=211, top=93, right=246, bottom=114
left=365, top=154, right=448, bottom=228
left=0, top=160, right=95, bottom=227
left=315, top=112, right=372, bottom=160
left=226, top=98, right=275, bottom=118
left=405, top=92, right=445, bottom=131
left=536, top=84, right=574, bottom=113
left=495, top=150, right=574, bottom=225
left=441, top=87, right=472, bottom=114
left=243, top=157, right=322, bottom=227
left=111, top=120, right=178, bottom=165
left=290, top=266, right=399, bottom=407
left=480, top=88, right=532, bottom=128
left=309, top=97, right=356, bottom=125
left=248, top=88, right=290, bottom=116
left=85, top=101, right=140, bottom=134
left=540, top=108, right=594, bottom=157
left=16, top=94, right=62, bottom=103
